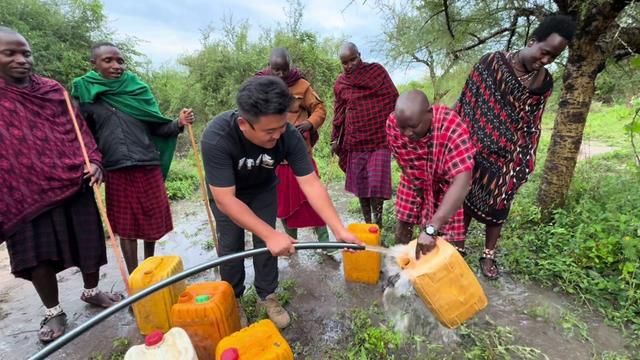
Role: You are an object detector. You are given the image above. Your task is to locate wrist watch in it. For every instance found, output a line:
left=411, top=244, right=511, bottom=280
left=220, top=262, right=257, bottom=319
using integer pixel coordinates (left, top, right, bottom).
left=423, top=224, right=441, bottom=237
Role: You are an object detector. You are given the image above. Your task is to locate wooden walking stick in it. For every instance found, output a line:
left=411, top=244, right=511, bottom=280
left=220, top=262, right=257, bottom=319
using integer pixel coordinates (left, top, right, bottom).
left=62, top=90, right=130, bottom=295
left=185, top=120, right=218, bottom=249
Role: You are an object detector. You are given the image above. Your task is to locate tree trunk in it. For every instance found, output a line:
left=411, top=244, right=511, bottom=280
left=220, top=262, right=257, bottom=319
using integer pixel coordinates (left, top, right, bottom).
left=537, top=1, right=628, bottom=217
left=536, top=44, right=603, bottom=215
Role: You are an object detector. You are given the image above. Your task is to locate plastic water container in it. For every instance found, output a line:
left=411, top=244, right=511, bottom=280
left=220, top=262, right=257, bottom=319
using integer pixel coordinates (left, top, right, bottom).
left=397, top=238, right=488, bottom=328
left=342, top=223, right=381, bottom=284
left=129, top=255, right=186, bottom=335
left=215, top=320, right=293, bottom=360
left=124, top=327, right=197, bottom=360
left=171, top=281, right=241, bottom=360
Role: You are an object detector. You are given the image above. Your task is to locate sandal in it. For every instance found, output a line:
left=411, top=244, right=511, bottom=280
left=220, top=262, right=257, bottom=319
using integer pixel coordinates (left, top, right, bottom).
left=479, top=248, right=500, bottom=280
left=81, top=291, right=124, bottom=308
left=454, top=245, right=467, bottom=258
left=39, top=312, right=67, bottom=343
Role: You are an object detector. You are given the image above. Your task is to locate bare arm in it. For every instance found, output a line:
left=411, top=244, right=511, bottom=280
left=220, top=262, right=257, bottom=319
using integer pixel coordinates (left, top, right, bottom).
left=429, top=170, right=472, bottom=230
left=296, top=173, right=362, bottom=245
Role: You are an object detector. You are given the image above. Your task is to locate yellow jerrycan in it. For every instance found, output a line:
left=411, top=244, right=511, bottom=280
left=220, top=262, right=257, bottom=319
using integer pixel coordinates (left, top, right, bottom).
left=215, top=319, right=294, bottom=360
left=129, top=255, right=186, bottom=335
left=397, top=238, right=488, bottom=328
left=342, top=223, right=381, bottom=285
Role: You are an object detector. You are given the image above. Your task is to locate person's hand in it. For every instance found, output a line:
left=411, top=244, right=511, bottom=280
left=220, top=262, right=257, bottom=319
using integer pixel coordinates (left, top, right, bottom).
left=265, top=231, right=296, bottom=256
left=415, top=231, right=436, bottom=260
left=84, top=163, right=103, bottom=186
left=295, top=120, right=313, bottom=134
left=179, top=108, right=195, bottom=127
left=331, top=141, right=340, bottom=156
left=335, top=228, right=364, bottom=246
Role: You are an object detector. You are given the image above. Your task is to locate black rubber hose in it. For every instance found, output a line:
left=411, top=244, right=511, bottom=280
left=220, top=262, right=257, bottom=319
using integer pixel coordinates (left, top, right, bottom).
left=29, top=242, right=365, bottom=360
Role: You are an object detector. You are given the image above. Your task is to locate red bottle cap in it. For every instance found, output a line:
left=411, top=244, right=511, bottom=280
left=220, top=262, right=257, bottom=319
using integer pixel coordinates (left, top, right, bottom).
left=220, top=348, right=240, bottom=360
left=368, top=226, right=379, bottom=233
left=144, top=330, right=164, bottom=347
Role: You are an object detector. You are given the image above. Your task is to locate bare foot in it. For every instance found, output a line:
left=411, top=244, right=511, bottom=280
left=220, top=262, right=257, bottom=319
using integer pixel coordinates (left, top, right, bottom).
left=81, top=291, right=123, bottom=308
left=479, top=257, right=499, bottom=279
left=39, top=312, right=67, bottom=343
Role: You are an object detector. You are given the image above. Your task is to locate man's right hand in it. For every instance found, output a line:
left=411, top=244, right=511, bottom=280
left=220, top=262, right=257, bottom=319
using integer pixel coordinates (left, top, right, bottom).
left=265, top=231, right=296, bottom=256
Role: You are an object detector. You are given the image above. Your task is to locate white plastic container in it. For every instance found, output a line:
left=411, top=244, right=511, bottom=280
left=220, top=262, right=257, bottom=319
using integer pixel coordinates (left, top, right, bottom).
left=124, top=327, right=198, bottom=360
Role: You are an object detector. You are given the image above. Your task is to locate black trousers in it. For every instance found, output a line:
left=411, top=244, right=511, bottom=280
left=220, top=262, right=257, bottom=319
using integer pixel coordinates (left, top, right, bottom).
left=210, top=188, right=278, bottom=299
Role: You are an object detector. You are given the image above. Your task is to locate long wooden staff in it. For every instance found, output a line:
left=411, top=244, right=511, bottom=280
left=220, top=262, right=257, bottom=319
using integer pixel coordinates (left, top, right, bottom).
left=62, top=90, right=130, bottom=295
left=185, top=122, right=218, bottom=249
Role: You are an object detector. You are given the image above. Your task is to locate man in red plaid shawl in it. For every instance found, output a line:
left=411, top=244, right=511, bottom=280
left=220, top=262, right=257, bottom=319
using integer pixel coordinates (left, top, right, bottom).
left=386, top=90, right=475, bottom=259
left=332, top=42, right=398, bottom=227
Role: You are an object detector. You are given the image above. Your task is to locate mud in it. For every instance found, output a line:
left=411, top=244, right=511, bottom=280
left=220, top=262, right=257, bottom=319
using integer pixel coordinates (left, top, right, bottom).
left=0, top=184, right=631, bottom=359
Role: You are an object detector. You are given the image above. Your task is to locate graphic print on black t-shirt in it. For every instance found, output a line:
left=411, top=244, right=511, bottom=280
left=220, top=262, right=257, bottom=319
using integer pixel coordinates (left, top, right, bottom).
left=201, top=110, right=314, bottom=196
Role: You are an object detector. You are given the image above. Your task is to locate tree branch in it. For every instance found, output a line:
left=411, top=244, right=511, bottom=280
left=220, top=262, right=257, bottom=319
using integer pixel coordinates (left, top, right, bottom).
left=442, top=0, right=455, bottom=39
left=453, top=26, right=516, bottom=55
left=611, top=26, right=640, bottom=60
left=421, top=9, right=445, bottom=30
left=553, top=0, right=570, bottom=13
left=505, top=13, right=521, bottom=51
left=410, top=53, right=433, bottom=68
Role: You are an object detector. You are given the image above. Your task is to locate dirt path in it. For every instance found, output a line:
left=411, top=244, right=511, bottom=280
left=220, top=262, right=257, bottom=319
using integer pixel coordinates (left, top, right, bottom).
left=0, top=184, right=630, bottom=359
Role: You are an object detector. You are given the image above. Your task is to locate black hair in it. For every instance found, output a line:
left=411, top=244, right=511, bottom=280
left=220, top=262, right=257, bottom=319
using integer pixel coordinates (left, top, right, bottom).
left=90, top=42, right=118, bottom=60
left=532, top=15, right=576, bottom=42
left=236, top=76, right=292, bottom=123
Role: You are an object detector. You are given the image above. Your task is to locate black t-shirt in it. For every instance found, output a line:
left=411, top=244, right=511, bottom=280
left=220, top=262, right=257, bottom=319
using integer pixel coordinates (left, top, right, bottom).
left=201, top=110, right=314, bottom=196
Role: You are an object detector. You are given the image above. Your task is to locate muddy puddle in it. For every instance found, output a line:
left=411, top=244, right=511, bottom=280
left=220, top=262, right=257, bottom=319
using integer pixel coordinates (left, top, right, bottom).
left=0, top=184, right=632, bottom=359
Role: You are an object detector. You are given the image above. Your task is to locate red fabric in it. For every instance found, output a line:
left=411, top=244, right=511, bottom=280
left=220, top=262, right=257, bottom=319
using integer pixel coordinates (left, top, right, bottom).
left=344, top=149, right=392, bottom=199
left=255, top=68, right=303, bottom=87
left=0, top=75, right=101, bottom=239
left=332, top=63, right=398, bottom=163
left=276, top=160, right=325, bottom=228
left=386, top=105, right=476, bottom=242
left=456, top=52, right=552, bottom=225
left=105, top=166, right=172, bottom=240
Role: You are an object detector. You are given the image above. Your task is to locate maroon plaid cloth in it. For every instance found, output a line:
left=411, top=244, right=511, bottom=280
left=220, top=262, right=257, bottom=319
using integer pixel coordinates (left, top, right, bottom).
left=345, top=149, right=392, bottom=199
left=105, top=166, right=172, bottom=240
left=332, top=63, right=398, bottom=160
left=0, top=76, right=101, bottom=239
left=386, top=105, right=475, bottom=242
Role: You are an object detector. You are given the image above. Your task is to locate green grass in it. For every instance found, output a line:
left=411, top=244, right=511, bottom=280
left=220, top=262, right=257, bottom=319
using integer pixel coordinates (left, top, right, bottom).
left=165, top=155, right=200, bottom=200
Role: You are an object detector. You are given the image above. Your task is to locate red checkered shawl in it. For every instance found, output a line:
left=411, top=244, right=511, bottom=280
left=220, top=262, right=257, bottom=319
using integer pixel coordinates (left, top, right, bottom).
left=0, top=76, right=101, bottom=239
left=386, top=105, right=475, bottom=241
left=332, top=63, right=398, bottom=169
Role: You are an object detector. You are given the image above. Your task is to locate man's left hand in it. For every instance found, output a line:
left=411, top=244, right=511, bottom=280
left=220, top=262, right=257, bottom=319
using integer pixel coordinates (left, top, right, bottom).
left=335, top=229, right=364, bottom=246
left=415, top=231, right=436, bottom=260
left=179, top=108, right=195, bottom=127
left=295, top=120, right=313, bottom=134
left=84, top=163, right=103, bottom=186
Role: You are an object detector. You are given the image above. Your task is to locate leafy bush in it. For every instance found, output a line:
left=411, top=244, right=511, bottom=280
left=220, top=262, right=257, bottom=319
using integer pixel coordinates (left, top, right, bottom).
left=165, top=157, right=199, bottom=200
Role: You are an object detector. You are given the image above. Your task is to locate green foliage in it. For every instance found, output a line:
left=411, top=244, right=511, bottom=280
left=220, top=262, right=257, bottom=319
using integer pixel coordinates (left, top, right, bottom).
left=500, top=150, right=640, bottom=341
left=165, top=156, right=199, bottom=200
left=0, top=0, right=138, bottom=86
left=345, top=306, right=403, bottom=360
left=89, top=337, right=131, bottom=360
left=459, top=325, right=547, bottom=359
left=595, top=56, right=640, bottom=104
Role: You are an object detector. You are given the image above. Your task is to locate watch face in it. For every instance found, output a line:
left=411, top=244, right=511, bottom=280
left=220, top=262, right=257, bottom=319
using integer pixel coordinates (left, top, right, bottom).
left=426, top=225, right=436, bottom=235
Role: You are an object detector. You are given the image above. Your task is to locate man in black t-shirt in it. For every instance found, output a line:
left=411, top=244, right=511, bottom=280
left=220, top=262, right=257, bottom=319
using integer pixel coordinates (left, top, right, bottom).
left=201, top=76, right=361, bottom=329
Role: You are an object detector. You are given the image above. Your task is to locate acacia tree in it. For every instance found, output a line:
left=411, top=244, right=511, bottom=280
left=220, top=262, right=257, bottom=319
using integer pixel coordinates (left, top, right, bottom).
left=372, top=0, right=640, bottom=215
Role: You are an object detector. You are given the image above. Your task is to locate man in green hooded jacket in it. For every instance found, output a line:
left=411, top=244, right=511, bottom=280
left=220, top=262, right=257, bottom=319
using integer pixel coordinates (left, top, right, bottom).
left=72, top=42, right=194, bottom=273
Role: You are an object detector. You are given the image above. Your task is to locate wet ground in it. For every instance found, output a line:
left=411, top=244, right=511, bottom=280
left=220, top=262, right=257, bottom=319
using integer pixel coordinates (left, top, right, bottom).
left=0, top=184, right=632, bottom=359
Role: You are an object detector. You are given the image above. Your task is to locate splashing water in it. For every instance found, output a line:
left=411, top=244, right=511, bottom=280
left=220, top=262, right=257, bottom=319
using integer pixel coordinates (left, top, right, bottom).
left=364, top=245, right=405, bottom=258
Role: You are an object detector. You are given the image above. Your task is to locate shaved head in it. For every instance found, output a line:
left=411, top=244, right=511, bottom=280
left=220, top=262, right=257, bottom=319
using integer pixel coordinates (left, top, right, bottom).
left=268, top=47, right=291, bottom=79
left=339, top=42, right=359, bottom=57
left=269, top=47, right=290, bottom=65
left=394, top=90, right=433, bottom=141
left=339, top=42, right=362, bottom=74
left=0, top=27, right=33, bottom=87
